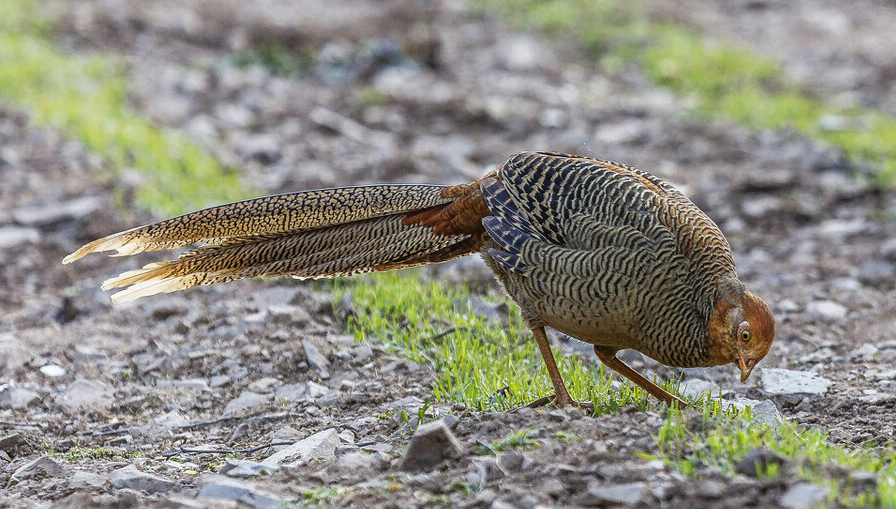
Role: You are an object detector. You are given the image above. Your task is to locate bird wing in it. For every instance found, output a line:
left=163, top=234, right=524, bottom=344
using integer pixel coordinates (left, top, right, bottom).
left=481, top=152, right=733, bottom=364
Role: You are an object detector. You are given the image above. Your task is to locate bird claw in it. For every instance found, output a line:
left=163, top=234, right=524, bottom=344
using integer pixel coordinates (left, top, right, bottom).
left=526, top=393, right=594, bottom=411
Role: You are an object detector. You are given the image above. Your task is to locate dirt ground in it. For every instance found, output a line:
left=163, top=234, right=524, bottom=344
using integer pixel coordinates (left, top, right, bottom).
left=2, top=0, right=896, bottom=507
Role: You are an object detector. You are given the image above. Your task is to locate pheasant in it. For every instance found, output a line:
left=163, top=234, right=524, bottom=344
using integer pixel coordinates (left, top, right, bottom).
left=64, top=152, right=775, bottom=408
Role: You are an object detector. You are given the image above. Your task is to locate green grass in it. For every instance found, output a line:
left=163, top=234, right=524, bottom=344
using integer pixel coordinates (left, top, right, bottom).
left=339, top=271, right=683, bottom=413
left=657, top=408, right=896, bottom=507
left=47, top=446, right=140, bottom=462
left=474, top=0, right=896, bottom=185
left=0, top=0, right=252, bottom=217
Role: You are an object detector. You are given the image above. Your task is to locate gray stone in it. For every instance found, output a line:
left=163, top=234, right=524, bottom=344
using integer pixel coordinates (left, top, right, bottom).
left=270, top=425, right=303, bottom=445
left=261, top=428, right=340, bottom=467
left=40, top=364, right=66, bottom=377
left=596, top=119, right=649, bottom=145
left=224, top=391, right=270, bottom=414
left=725, top=398, right=783, bottom=429
left=221, top=459, right=279, bottom=477
left=274, top=383, right=306, bottom=402
left=780, top=482, right=829, bottom=509
left=0, top=386, right=41, bottom=409
left=735, top=447, right=788, bottom=477
left=0, top=433, right=26, bottom=455
left=0, top=334, right=31, bottom=376
left=69, top=470, right=107, bottom=490
left=496, top=451, right=523, bottom=473
left=696, top=479, right=724, bottom=498
left=247, top=377, right=280, bottom=393
left=399, top=419, right=464, bottom=472
left=880, top=238, right=896, bottom=261
left=198, top=476, right=284, bottom=509
left=0, top=226, right=39, bottom=249
left=209, top=375, right=231, bottom=388
left=55, top=378, right=114, bottom=411
left=761, top=368, right=832, bottom=396
left=453, top=295, right=506, bottom=323
left=306, top=381, right=329, bottom=398
left=580, top=482, right=646, bottom=506
left=336, top=451, right=379, bottom=470
left=13, top=196, right=101, bottom=225
left=677, top=379, right=719, bottom=400
left=266, top=304, right=310, bottom=325
left=11, top=457, right=64, bottom=481
left=108, top=465, right=177, bottom=493
left=302, top=339, right=331, bottom=372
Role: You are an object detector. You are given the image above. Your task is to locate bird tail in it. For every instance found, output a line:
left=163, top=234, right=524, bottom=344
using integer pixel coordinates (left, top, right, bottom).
left=63, top=185, right=483, bottom=303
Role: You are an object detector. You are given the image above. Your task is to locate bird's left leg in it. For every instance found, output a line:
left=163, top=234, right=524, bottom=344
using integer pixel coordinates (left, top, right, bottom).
left=592, top=346, right=686, bottom=407
left=527, top=326, right=593, bottom=410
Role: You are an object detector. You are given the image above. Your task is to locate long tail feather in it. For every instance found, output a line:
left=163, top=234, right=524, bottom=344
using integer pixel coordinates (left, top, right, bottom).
left=65, top=183, right=487, bottom=302
left=62, top=184, right=450, bottom=264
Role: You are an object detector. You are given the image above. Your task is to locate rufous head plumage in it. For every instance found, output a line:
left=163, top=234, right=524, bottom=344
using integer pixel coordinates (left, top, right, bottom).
left=705, top=278, right=775, bottom=382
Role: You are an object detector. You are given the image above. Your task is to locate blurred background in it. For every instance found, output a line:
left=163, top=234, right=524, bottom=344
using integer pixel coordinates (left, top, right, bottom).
left=3, top=0, right=896, bottom=506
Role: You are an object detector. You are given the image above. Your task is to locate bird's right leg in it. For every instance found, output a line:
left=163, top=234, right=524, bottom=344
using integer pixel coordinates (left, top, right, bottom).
left=527, top=326, right=593, bottom=410
left=592, top=346, right=686, bottom=407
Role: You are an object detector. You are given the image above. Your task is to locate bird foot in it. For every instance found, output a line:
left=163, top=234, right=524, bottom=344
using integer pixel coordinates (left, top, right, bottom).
left=527, top=393, right=594, bottom=411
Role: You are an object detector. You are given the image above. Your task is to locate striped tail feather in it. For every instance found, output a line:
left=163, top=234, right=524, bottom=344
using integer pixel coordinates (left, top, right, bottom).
left=64, top=184, right=477, bottom=303
left=62, top=185, right=451, bottom=264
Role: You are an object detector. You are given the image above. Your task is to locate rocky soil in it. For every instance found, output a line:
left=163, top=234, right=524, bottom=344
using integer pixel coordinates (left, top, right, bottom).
left=2, top=0, right=896, bottom=507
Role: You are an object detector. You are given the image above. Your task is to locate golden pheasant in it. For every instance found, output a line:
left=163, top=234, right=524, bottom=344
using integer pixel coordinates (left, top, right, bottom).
left=64, top=152, right=775, bottom=407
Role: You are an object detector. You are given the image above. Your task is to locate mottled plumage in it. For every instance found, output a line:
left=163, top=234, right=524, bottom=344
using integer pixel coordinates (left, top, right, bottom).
left=64, top=152, right=775, bottom=407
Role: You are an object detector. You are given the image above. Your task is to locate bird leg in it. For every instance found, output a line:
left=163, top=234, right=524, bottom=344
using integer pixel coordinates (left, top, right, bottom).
left=527, top=326, right=593, bottom=410
left=592, top=346, right=686, bottom=408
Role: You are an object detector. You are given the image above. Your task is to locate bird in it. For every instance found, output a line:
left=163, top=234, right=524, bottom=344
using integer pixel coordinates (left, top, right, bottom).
left=63, top=151, right=775, bottom=408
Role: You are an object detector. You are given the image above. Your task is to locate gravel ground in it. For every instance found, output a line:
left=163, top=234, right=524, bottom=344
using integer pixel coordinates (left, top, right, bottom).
left=2, top=0, right=896, bottom=507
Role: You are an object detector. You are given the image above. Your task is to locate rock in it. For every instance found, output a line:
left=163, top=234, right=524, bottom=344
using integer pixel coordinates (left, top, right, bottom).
left=0, top=334, right=31, bottom=376
left=55, top=378, right=114, bottom=411
left=880, top=238, right=896, bottom=261
left=496, top=451, right=523, bottom=473
left=261, top=428, right=340, bottom=467
left=198, top=476, right=284, bottom=509
left=13, top=196, right=101, bottom=225
left=0, top=226, right=40, bottom=249
left=274, top=383, right=306, bottom=401
left=247, top=377, right=280, bottom=393
left=779, top=482, right=829, bottom=509
left=495, top=35, right=552, bottom=72
left=579, top=482, right=646, bottom=506
left=858, top=262, right=894, bottom=286
left=336, top=451, right=380, bottom=470
left=302, top=339, right=331, bottom=373
left=11, top=457, right=64, bottom=481
left=69, top=470, right=107, bottom=490
left=153, top=410, right=190, bottom=429
left=0, top=433, right=26, bottom=456
left=266, top=304, right=311, bottom=326
left=209, top=375, right=232, bottom=388
left=760, top=368, right=832, bottom=396
left=725, top=398, right=783, bottom=429
left=677, top=379, right=718, bottom=400
left=596, top=119, right=649, bottom=145
left=399, top=419, right=464, bottom=472
left=224, top=391, right=270, bottom=414
left=39, top=363, right=66, bottom=377
left=108, top=465, right=177, bottom=493
left=696, top=479, right=724, bottom=498
left=734, top=447, right=788, bottom=477
left=235, top=133, right=281, bottom=164
left=306, top=381, right=329, bottom=398
left=0, top=386, right=41, bottom=409
left=270, top=426, right=303, bottom=444
left=221, top=459, right=279, bottom=477
left=454, top=295, right=506, bottom=323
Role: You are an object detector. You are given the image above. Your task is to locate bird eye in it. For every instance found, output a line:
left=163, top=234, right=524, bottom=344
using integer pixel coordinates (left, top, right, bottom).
left=738, top=322, right=752, bottom=342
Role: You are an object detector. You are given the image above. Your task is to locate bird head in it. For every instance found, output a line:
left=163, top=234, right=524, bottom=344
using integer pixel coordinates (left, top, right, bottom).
left=705, top=279, right=775, bottom=383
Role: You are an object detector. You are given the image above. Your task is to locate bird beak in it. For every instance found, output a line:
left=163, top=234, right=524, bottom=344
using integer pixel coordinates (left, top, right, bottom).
left=737, top=351, right=753, bottom=383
